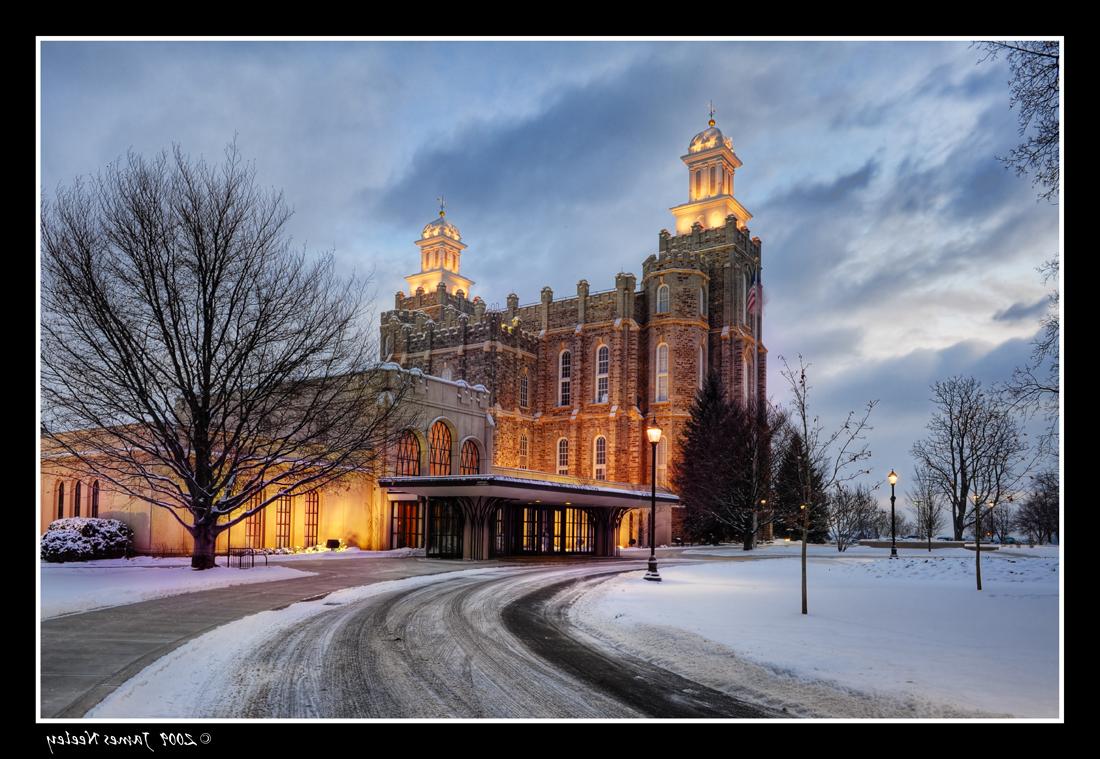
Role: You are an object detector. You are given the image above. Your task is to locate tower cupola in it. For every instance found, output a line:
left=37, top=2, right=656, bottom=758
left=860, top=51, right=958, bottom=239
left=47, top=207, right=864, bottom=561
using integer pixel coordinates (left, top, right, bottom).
left=404, top=198, right=475, bottom=297
left=670, top=106, right=753, bottom=234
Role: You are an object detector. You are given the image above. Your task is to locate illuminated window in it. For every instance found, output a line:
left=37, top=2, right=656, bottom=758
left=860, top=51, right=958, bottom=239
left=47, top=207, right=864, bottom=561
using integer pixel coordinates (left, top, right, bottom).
left=657, top=438, right=669, bottom=487
left=395, top=430, right=421, bottom=476
left=694, top=169, right=701, bottom=198
left=304, top=491, right=320, bottom=547
left=245, top=490, right=265, bottom=548
left=724, top=170, right=731, bottom=195
left=559, top=350, right=571, bottom=406
left=461, top=440, right=481, bottom=475
left=699, top=286, right=707, bottom=316
left=430, top=421, right=452, bottom=476
left=391, top=500, right=424, bottom=549
left=595, top=345, right=609, bottom=403
left=656, top=343, right=669, bottom=402
left=594, top=436, right=607, bottom=480
left=91, top=480, right=100, bottom=518
left=275, top=494, right=292, bottom=549
left=73, top=481, right=82, bottom=518
left=656, top=284, right=669, bottom=314
left=518, top=434, right=529, bottom=469
left=56, top=482, right=65, bottom=520
left=709, top=165, right=716, bottom=196
left=557, top=438, right=569, bottom=476
left=519, top=370, right=529, bottom=408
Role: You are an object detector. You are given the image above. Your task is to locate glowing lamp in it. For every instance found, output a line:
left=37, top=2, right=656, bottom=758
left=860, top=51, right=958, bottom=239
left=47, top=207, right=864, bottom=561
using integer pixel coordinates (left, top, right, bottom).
left=646, top=416, right=662, bottom=445
left=887, top=470, right=898, bottom=486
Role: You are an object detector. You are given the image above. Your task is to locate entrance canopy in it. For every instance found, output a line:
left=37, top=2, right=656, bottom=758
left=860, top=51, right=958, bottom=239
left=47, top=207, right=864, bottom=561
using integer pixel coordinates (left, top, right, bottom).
left=378, top=468, right=679, bottom=510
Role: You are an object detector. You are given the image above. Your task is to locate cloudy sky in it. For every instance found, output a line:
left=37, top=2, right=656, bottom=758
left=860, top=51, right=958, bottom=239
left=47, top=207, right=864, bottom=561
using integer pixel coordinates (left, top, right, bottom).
left=40, top=39, right=1060, bottom=516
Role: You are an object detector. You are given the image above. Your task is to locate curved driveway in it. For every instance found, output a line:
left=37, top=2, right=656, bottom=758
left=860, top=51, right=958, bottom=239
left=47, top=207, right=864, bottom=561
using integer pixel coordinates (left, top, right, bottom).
left=197, top=562, right=775, bottom=718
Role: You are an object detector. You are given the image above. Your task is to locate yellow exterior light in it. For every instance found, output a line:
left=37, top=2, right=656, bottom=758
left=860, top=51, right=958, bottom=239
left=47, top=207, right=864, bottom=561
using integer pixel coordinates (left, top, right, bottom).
left=887, top=470, right=898, bottom=486
left=646, top=416, right=662, bottom=445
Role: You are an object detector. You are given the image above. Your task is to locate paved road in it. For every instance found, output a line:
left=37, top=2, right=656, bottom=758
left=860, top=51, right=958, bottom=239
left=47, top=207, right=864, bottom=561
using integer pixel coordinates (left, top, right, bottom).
left=189, top=562, right=776, bottom=718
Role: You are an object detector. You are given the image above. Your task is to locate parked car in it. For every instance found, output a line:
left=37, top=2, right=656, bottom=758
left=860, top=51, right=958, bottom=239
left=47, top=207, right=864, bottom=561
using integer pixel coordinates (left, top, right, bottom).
left=935, top=536, right=954, bottom=541
left=902, top=535, right=921, bottom=540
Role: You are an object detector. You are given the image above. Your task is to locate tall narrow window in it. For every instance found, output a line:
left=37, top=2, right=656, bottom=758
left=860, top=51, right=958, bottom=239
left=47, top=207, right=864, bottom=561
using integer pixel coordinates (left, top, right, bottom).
left=557, top=438, right=569, bottom=476
left=91, top=480, right=100, bottom=518
left=430, top=421, right=452, bottom=476
left=657, top=438, right=669, bottom=488
left=594, top=436, right=607, bottom=480
left=56, top=482, right=65, bottom=520
left=698, top=345, right=706, bottom=390
left=559, top=351, right=571, bottom=406
left=276, top=494, right=292, bottom=549
left=518, top=434, right=529, bottom=469
left=245, top=490, right=265, bottom=548
left=595, top=345, right=609, bottom=403
left=304, top=491, right=320, bottom=547
left=656, top=343, right=669, bottom=402
left=395, top=430, right=421, bottom=476
left=724, top=170, right=731, bottom=196
left=695, top=169, right=701, bottom=199
left=519, top=371, right=529, bottom=408
left=461, top=440, right=481, bottom=475
left=709, top=165, right=716, bottom=196
left=656, top=284, right=670, bottom=314
left=699, top=286, right=707, bottom=316
left=73, top=481, right=82, bottom=518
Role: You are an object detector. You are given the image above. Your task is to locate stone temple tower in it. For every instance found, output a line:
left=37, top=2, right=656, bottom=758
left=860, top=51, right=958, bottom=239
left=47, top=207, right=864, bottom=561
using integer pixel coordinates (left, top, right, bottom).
left=404, top=202, right=475, bottom=299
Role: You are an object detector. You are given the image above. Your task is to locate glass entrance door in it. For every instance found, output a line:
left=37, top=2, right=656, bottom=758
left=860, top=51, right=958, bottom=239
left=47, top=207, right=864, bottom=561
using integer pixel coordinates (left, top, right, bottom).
left=427, top=499, right=464, bottom=558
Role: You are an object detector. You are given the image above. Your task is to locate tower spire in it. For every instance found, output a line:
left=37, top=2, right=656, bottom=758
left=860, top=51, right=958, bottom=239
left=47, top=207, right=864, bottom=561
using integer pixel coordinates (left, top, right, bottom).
left=708, top=100, right=716, bottom=127
left=438, top=195, right=447, bottom=218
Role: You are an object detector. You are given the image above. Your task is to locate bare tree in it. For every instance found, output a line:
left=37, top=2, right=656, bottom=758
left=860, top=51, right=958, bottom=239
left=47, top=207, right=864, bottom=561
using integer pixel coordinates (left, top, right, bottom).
left=1014, top=469, right=1059, bottom=544
left=910, top=377, right=1032, bottom=541
left=990, top=499, right=1015, bottom=544
left=780, top=355, right=877, bottom=614
left=974, top=41, right=1060, bottom=203
left=41, top=143, right=417, bottom=569
left=826, top=483, right=878, bottom=552
left=909, top=465, right=947, bottom=551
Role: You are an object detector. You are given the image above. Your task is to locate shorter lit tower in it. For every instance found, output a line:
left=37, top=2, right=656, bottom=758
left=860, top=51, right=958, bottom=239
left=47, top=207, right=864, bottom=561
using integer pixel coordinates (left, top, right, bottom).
left=404, top=197, right=475, bottom=297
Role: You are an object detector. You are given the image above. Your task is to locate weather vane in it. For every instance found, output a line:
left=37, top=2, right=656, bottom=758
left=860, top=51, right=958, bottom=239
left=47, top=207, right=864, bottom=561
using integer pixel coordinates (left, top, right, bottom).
left=438, top=195, right=446, bottom=217
left=708, top=101, right=716, bottom=126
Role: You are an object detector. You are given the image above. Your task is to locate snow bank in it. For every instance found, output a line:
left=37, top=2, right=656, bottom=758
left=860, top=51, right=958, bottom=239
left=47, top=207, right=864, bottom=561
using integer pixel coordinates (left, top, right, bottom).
left=573, top=552, right=1060, bottom=718
left=40, top=563, right=317, bottom=619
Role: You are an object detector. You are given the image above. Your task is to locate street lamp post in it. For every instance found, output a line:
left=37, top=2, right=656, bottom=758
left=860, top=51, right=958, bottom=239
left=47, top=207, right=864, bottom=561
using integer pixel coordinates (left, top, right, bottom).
left=973, top=493, right=983, bottom=591
left=645, top=416, right=662, bottom=582
left=888, top=470, right=898, bottom=558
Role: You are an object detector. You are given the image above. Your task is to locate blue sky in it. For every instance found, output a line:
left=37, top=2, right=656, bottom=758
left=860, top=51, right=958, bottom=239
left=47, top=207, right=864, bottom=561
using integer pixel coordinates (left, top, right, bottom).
left=40, top=40, right=1060, bottom=516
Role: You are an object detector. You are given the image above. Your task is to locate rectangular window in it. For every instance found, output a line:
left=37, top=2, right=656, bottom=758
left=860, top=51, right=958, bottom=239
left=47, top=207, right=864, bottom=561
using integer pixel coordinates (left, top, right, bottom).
left=304, top=491, right=320, bottom=548
left=391, top=500, right=424, bottom=549
left=245, top=491, right=265, bottom=548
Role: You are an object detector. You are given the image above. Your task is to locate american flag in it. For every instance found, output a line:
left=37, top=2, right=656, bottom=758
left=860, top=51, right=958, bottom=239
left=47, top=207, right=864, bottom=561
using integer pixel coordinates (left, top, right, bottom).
left=747, top=271, right=761, bottom=316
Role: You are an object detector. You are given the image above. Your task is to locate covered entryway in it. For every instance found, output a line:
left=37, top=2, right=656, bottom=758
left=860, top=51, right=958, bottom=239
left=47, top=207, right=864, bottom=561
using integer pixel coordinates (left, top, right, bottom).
left=378, top=470, right=678, bottom=560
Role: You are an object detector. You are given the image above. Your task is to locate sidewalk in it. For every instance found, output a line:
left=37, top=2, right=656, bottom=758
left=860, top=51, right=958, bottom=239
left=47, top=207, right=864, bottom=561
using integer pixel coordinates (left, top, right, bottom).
left=40, top=556, right=499, bottom=718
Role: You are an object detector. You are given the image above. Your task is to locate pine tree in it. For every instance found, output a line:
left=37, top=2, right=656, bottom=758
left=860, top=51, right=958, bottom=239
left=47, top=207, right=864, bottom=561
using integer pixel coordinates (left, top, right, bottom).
left=671, top=371, right=731, bottom=543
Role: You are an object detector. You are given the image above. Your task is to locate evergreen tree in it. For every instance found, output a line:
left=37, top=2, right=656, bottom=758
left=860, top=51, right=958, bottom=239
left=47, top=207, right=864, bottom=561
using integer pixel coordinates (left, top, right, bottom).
left=671, top=371, right=731, bottom=543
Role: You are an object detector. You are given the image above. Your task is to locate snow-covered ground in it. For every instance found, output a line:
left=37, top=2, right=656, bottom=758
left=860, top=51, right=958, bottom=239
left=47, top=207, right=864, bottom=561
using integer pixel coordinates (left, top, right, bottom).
left=574, top=548, right=1060, bottom=718
left=86, top=566, right=512, bottom=718
left=40, top=560, right=316, bottom=619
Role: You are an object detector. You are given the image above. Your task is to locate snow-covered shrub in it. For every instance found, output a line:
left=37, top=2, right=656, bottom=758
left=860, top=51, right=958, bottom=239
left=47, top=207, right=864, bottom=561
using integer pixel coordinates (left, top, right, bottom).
left=40, top=517, right=134, bottom=562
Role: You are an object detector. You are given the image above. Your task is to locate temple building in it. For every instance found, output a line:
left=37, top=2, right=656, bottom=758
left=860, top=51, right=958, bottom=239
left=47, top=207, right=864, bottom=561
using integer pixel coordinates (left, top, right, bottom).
left=40, top=116, right=766, bottom=560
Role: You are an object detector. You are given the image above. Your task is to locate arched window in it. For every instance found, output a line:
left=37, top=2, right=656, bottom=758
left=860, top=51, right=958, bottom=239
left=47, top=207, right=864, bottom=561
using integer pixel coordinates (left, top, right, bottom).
left=275, top=494, right=292, bottom=549
left=559, top=350, right=571, bottom=406
left=657, top=438, right=669, bottom=488
left=461, top=440, right=481, bottom=475
left=595, top=345, right=609, bottom=403
left=709, top=165, right=716, bottom=196
left=699, top=286, right=707, bottom=317
left=518, top=434, right=529, bottom=470
left=698, top=344, right=706, bottom=390
left=430, top=421, right=452, bottom=476
left=594, top=436, right=607, bottom=481
left=73, top=481, right=82, bottom=518
left=396, top=431, right=421, bottom=476
left=656, top=343, right=669, bottom=402
left=91, top=480, right=100, bottom=518
left=557, top=438, right=569, bottom=476
left=519, top=370, right=529, bottom=408
left=56, top=482, right=65, bottom=520
left=245, top=490, right=265, bottom=548
left=724, top=169, right=731, bottom=196
left=694, top=169, right=701, bottom=199
left=656, top=284, right=670, bottom=314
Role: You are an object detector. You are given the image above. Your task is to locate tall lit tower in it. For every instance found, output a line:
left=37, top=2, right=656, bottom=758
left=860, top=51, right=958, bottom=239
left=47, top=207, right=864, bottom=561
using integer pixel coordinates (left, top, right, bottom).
left=404, top=199, right=475, bottom=297
left=669, top=108, right=753, bottom=235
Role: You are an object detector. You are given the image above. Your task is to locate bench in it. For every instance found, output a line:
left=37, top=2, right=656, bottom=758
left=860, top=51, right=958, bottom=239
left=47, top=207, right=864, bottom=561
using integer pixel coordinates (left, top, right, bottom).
left=227, top=547, right=269, bottom=569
